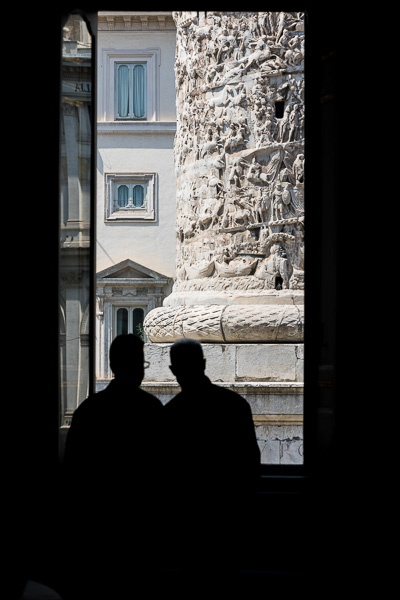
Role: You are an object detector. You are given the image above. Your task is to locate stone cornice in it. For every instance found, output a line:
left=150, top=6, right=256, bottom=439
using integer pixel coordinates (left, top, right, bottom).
left=97, top=121, right=176, bottom=134
left=97, top=278, right=170, bottom=287
left=98, top=12, right=176, bottom=31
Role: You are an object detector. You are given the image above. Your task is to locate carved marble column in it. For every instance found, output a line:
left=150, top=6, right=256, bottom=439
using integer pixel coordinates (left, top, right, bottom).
left=144, top=10, right=305, bottom=344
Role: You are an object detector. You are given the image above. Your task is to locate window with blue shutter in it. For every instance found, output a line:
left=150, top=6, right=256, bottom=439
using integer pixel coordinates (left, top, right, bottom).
left=116, top=63, right=146, bottom=120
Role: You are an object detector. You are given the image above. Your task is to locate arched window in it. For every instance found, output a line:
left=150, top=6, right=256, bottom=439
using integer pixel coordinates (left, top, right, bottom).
left=117, top=64, right=129, bottom=118
left=117, top=185, right=129, bottom=208
left=116, top=307, right=128, bottom=336
left=132, top=307, right=144, bottom=334
left=114, top=306, right=146, bottom=341
left=133, top=185, right=144, bottom=207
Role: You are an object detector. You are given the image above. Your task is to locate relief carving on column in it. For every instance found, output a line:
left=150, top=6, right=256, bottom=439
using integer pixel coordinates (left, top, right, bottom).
left=172, top=11, right=304, bottom=292
left=144, top=11, right=305, bottom=343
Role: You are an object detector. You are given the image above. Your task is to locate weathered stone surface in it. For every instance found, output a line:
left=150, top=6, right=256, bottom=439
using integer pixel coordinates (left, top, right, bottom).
left=144, top=343, right=175, bottom=381
left=236, top=343, right=298, bottom=381
left=164, top=288, right=304, bottom=307
left=222, top=304, right=303, bottom=342
left=144, top=343, right=303, bottom=384
left=144, top=302, right=303, bottom=342
left=256, top=424, right=303, bottom=464
left=142, top=342, right=303, bottom=383
left=143, top=10, right=305, bottom=344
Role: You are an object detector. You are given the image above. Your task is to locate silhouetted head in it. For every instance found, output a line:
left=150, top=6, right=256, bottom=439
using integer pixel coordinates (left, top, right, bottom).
left=169, top=338, right=206, bottom=389
left=109, top=333, right=145, bottom=386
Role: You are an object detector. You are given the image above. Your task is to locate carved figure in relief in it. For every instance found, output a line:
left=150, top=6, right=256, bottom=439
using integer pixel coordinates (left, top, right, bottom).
left=283, top=34, right=304, bottom=66
left=215, top=61, right=246, bottom=86
left=255, top=244, right=291, bottom=288
left=244, top=38, right=274, bottom=71
left=275, top=13, right=290, bottom=44
left=227, top=155, right=248, bottom=188
left=215, top=28, right=239, bottom=63
left=255, top=107, right=277, bottom=144
left=246, top=158, right=262, bottom=183
left=224, top=122, right=246, bottom=152
left=198, top=197, right=223, bottom=229
left=227, top=86, right=247, bottom=108
left=235, top=196, right=254, bottom=226
left=207, top=86, right=232, bottom=109
left=185, top=259, right=215, bottom=280
left=272, top=183, right=291, bottom=221
left=288, top=104, right=301, bottom=141
left=293, top=153, right=304, bottom=184
left=236, top=20, right=255, bottom=59
left=254, top=189, right=270, bottom=223
left=221, top=197, right=236, bottom=229
left=215, top=255, right=258, bottom=277
left=200, top=137, right=223, bottom=158
left=278, top=105, right=291, bottom=140
left=221, top=195, right=253, bottom=229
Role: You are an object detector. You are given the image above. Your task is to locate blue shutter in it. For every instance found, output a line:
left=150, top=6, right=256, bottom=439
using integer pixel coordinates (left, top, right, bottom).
left=117, top=65, right=129, bottom=118
left=118, top=185, right=129, bottom=207
left=133, top=185, right=144, bottom=207
left=133, top=64, right=145, bottom=118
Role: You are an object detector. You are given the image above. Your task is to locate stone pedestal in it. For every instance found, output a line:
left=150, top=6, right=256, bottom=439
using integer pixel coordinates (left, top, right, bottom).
left=141, top=342, right=303, bottom=464
left=143, top=11, right=305, bottom=464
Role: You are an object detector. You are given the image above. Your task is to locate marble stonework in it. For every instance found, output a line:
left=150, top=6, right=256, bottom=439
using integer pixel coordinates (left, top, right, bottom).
left=144, top=10, right=305, bottom=344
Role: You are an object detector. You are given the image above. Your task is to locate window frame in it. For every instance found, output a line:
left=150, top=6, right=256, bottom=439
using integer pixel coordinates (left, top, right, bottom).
left=115, top=182, right=146, bottom=210
left=104, top=172, right=157, bottom=222
left=55, top=9, right=342, bottom=495
left=100, top=48, right=160, bottom=122
left=113, top=305, right=146, bottom=339
left=115, top=61, right=147, bottom=121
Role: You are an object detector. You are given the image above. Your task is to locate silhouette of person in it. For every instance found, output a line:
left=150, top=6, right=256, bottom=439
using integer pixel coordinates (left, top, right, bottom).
left=163, top=338, right=260, bottom=592
left=63, top=334, right=163, bottom=599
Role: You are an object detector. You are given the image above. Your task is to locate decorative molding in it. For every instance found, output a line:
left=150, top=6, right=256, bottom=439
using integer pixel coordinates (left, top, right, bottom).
left=144, top=303, right=304, bottom=343
left=252, top=414, right=303, bottom=426
left=104, top=172, right=157, bottom=222
left=97, top=121, right=176, bottom=134
left=99, top=48, right=161, bottom=122
left=97, top=258, right=171, bottom=282
left=96, top=259, right=172, bottom=380
left=98, top=12, right=176, bottom=31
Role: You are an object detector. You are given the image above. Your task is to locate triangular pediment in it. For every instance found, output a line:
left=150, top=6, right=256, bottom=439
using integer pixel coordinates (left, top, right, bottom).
left=97, top=259, right=169, bottom=281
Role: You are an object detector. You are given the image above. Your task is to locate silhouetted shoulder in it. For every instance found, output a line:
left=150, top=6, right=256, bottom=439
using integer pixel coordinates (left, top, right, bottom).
left=72, top=382, right=162, bottom=418
left=64, top=382, right=163, bottom=468
left=70, top=388, right=107, bottom=417
left=137, top=387, right=164, bottom=408
left=210, top=383, right=251, bottom=406
left=163, top=381, right=255, bottom=436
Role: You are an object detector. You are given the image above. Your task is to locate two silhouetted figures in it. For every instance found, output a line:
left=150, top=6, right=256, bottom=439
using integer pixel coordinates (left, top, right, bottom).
left=63, top=334, right=260, bottom=597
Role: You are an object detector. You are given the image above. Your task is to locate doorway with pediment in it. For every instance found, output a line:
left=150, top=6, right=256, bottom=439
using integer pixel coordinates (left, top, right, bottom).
left=95, top=258, right=172, bottom=389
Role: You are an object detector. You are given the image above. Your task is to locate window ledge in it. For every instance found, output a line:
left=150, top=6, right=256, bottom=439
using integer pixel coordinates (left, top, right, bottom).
left=98, top=120, right=176, bottom=134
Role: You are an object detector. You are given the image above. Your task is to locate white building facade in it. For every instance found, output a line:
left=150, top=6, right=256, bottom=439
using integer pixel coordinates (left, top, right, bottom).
left=95, top=11, right=177, bottom=385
